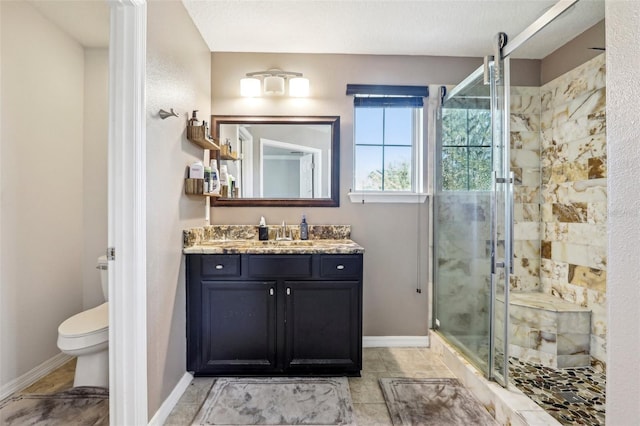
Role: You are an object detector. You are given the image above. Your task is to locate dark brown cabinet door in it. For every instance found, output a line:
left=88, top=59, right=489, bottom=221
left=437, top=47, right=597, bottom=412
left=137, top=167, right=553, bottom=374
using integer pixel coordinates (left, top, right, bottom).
left=283, top=281, right=361, bottom=373
left=197, top=280, right=277, bottom=374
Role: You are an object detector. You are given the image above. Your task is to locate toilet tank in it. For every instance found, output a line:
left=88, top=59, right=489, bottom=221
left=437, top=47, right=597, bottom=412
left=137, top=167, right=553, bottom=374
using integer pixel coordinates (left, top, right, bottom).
left=97, top=255, right=108, bottom=301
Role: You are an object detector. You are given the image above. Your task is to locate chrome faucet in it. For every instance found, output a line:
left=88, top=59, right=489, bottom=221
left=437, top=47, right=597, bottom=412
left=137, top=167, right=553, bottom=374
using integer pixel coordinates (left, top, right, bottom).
left=276, top=221, right=292, bottom=241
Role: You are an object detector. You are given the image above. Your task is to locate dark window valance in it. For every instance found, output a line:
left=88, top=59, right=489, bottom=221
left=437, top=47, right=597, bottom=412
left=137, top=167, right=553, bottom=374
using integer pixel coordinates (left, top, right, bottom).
left=346, top=84, right=429, bottom=97
left=353, top=97, right=424, bottom=108
left=347, top=84, right=428, bottom=108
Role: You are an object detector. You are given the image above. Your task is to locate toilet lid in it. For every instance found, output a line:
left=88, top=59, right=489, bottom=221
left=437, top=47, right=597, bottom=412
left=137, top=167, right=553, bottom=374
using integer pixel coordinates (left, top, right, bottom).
left=58, top=302, right=108, bottom=337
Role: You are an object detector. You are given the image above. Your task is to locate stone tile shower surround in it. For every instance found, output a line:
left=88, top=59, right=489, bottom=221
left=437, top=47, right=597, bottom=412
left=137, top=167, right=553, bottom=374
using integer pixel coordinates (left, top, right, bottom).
left=511, top=86, right=543, bottom=293
left=539, top=54, right=606, bottom=371
left=508, top=54, right=606, bottom=370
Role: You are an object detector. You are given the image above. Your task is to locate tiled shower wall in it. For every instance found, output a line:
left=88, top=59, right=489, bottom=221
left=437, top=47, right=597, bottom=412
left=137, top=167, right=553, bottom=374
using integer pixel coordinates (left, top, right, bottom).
left=539, top=54, right=607, bottom=370
left=510, top=54, right=607, bottom=370
left=509, top=55, right=607, bottom=369
left=511, top=87, right=543, bottom=293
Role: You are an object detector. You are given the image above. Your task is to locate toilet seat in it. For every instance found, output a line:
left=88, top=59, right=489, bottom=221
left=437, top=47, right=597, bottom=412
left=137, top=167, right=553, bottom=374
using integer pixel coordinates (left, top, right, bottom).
left=57, top=302, right=108, bottom=351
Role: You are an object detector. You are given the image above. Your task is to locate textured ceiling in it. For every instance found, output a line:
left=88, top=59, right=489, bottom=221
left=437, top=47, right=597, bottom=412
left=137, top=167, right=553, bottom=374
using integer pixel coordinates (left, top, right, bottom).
left=183, top=0, right=604, bottom=59
left=26, top=0, right=604, bottom=59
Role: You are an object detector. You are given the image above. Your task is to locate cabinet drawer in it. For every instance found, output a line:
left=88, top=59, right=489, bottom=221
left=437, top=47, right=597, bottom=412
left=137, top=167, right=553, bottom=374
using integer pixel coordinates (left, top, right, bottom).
left=248, top=255, right=312, bottom=278
left=320, top=255, right=362, bottom=279
left=201, top=255, right=241, bottom=277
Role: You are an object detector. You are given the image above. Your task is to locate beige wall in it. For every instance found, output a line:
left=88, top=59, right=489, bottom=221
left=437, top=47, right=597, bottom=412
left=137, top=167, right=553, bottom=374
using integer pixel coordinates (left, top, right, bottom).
left=145, top=0, right=212, bottom=418
left=1, top=0, right=84, bottom=387
left=605, top=0, right=640, bottom=422
left=210, top=53, right=539, bottom=336
left=541, top=20, right=605, bottom=85
left=83, top=48, right=109, bottom=309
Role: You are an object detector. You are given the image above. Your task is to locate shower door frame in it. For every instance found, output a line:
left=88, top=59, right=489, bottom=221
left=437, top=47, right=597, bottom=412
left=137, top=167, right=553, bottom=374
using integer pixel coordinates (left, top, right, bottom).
left=488, top=54, right=512, bottom=387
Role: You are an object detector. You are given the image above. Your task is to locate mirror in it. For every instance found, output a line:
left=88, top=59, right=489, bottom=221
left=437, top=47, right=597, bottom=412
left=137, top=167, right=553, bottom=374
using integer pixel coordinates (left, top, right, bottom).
left=211, top=116, right=340, bottom=207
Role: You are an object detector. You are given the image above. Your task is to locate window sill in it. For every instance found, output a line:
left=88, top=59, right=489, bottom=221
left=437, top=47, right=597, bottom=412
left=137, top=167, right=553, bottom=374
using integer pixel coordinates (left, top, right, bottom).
left=348, top=192, right=429, bottom=204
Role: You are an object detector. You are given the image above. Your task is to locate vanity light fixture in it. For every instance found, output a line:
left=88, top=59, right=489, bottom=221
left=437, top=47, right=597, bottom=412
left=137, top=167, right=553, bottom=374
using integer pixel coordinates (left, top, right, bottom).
left=240, top=69, right=309, bottom=97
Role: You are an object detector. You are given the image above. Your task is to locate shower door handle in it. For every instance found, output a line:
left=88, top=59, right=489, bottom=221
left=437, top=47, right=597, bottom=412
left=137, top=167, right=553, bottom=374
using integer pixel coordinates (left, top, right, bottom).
left=491, top=171, right=499, bottom=274
left=508, top=171, right=515, bottom=275
left=492, top=171, right=510, bottom=272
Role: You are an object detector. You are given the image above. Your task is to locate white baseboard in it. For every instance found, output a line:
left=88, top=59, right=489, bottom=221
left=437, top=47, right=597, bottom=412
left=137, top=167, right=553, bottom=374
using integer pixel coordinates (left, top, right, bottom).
left=148, top=371, right=193, bottom=426
left=363, top=335, right=429, bottom=348
left=0, top=352, right=73, bottom=401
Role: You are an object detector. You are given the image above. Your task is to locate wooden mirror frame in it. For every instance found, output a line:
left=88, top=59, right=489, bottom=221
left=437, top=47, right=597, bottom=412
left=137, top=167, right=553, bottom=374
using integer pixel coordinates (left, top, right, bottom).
left=210, top=115, right=340, bottom=207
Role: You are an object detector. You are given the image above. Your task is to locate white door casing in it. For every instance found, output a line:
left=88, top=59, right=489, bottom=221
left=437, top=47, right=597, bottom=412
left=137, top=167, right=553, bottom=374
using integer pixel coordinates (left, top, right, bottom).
left=107, top=0, right=148, bottom=424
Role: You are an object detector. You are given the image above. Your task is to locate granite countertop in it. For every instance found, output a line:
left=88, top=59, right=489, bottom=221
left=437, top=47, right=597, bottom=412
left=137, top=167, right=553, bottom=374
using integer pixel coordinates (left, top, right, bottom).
left=182, top=238, right=364, bottom=255
left=183, top=224, right=364, bottom=255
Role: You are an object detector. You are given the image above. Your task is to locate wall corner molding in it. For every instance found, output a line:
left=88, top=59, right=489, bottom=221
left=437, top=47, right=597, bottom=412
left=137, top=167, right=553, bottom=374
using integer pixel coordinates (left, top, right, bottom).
left=148, top=372, right=193, bottom=426
left=0, top=353, right=72, bottom=401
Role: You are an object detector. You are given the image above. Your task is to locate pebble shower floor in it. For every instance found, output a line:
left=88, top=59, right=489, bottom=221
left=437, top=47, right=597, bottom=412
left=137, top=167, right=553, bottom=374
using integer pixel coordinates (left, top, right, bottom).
left=509, top=358, right=606, bottom=425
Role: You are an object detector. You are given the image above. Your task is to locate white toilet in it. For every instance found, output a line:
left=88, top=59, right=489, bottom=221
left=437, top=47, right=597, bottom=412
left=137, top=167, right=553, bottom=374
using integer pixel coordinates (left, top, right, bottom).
left=57, top=255, right=109, bottom=388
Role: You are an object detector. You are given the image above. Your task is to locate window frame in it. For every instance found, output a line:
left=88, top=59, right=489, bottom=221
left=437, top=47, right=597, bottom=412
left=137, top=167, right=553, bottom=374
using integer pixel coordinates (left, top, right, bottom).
left=352, top=106, right=422, bottom=193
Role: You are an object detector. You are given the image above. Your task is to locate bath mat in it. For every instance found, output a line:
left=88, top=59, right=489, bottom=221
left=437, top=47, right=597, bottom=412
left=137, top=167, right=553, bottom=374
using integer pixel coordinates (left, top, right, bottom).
left=0, top=386, right=108, bottom=426
left=191, top=377, right=355, bottom=425
left=379, top=378, right=498, bottom=426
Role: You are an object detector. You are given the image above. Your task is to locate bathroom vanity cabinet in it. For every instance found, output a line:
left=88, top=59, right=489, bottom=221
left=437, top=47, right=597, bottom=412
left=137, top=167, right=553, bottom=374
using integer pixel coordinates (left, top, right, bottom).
left=186, top=253, right=363, bottom=376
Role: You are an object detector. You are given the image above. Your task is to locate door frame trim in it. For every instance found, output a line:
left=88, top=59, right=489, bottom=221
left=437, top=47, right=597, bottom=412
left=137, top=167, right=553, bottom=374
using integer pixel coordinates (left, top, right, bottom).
left=107, top=0, right=148, bottom=424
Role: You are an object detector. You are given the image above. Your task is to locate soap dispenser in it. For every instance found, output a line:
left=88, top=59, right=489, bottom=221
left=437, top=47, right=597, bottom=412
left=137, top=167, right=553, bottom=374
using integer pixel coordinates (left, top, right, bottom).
left=300, top=214, right=308, bottom=240
left=258, top=216, right=269, bottom=241
left=188, top=110, right=200, bottom=126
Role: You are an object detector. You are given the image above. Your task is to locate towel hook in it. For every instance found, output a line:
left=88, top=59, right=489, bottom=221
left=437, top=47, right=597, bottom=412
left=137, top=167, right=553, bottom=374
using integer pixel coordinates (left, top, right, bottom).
left=159, top=108, right=179, bottom=119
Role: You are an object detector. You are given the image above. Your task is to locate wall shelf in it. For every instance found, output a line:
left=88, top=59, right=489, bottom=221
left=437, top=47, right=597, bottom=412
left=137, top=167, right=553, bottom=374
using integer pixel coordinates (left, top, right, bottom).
left=187, top=125, right=220, bottom=150
left=184, top=178, right=221, bottom=197
left=220, top=144, right=238, bottom=161
left=220, top=153, right=239, bottom=161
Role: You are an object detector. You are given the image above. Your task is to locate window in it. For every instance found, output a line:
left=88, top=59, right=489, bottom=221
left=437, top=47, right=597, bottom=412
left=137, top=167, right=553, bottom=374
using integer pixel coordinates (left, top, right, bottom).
left=347, top=85, right=426, bottom=200
left=354, top=106, right=421, bottom=191
left=440, top=107, right=492, bottom=190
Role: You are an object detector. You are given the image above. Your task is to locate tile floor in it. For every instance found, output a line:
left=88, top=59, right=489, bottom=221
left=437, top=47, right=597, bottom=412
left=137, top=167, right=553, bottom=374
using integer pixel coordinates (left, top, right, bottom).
left=165, top=347, right=458, bottom=425
left=8, top=350, right=605, bottom=425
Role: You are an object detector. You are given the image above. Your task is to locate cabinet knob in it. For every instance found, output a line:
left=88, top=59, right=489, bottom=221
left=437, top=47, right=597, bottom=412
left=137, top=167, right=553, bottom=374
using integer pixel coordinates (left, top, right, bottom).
left=286, top=288, right=291, bottom=296
left=215, top=264, right=224, bottom=270
left=336, top=264, right=345, bottom=270
left=269, top=288, right=274, bottom=296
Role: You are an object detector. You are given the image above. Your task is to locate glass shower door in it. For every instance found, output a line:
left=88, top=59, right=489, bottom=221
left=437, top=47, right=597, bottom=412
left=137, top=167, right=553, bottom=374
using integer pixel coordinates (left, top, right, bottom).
left=433, top=57, right=511, bottom=385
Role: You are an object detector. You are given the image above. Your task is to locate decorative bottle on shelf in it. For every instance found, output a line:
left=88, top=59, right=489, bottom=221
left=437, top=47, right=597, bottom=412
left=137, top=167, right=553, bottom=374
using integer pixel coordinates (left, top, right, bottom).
left=300, top=214, right=308, bottom=240
left=209, top=160, right=220, bottom=195
left=229, top=175, right=235, bottom=198
left=219, top=165, right=229, bottom=197
left=203, top=166, right=211, bottom=193
left=188, top=110, right=200, bottom=126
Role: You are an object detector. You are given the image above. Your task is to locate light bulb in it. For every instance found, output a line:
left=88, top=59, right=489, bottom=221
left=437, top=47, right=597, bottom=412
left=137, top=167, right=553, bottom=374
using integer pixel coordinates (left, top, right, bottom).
left=240, top=78, right=261, bottom=97
left=289, top=77, right=309, bottom=97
